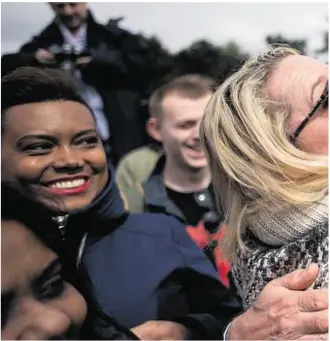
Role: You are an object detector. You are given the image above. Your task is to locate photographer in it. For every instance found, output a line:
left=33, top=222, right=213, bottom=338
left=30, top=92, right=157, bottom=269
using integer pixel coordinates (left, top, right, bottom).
left=4, top=3, right=154, bottom=164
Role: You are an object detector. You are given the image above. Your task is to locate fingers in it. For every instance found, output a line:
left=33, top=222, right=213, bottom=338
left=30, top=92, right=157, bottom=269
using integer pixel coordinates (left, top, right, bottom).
left=35, top=50, right=55, bottom=64
left=276, top=311, right=328, bottom=339
left=271, top=264, right=319, bottom=290
left=75, top=57, right=92, bottom=65
left=299, top=289, right=328, bottom=312
left=299, top=310, right=329, bottom=335
left=299, top=333, right=328, bottom=340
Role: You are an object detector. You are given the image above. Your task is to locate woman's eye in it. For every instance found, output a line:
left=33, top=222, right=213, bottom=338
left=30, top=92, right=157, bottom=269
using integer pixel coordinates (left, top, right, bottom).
left=23, top=143, right=52, bottom=154
left=77, top=136, right=99, bottom=147
left=37, top=275, right=65, bottom=300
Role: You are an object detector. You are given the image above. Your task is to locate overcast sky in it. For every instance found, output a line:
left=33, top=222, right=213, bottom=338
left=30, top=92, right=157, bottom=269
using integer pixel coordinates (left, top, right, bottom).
left=1, top=2, right=328, bottom=58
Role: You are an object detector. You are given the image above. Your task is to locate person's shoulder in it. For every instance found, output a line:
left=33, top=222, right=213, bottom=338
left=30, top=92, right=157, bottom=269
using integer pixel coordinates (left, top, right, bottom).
left=35, top=20, right=58, bottom=39
left=96, top=17, right=149, bottom=47
left=19, top=21, right=56, bottom=50
left=93, top=16, right=133, bottom=39
left=116, top=146, right=160, bottom=191
left=119, top=146, right=160, bottom=165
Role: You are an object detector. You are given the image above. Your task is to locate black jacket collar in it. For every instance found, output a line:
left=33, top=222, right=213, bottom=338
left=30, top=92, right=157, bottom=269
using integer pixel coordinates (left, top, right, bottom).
left=71, top=165, right=126, bottom=224
left=142, top=155, right=215, bottom=222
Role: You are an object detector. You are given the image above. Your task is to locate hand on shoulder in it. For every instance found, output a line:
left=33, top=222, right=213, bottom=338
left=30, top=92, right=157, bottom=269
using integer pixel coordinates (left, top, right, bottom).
left=227, top=264, right=328, bottom=340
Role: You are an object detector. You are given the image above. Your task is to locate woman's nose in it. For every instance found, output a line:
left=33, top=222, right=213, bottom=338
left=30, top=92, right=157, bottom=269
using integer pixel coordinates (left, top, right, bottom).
left=52, top=146, right=84, bottom=170
left=19, top=307, right=71, bottom=340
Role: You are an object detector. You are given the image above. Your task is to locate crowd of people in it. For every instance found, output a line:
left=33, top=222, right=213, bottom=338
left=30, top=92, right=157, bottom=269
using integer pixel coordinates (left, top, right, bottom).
left=1, top=2, right=328, bottom=340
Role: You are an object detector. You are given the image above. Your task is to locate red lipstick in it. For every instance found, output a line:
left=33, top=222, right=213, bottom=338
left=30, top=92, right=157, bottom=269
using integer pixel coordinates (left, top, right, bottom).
left=44, top=179, right=89, bottom=196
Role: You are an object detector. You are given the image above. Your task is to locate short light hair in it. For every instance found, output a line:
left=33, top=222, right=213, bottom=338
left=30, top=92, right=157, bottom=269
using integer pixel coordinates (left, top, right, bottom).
left=149, top=74, right=216, bottom=119
left=200, top=46, right=328, bottom=260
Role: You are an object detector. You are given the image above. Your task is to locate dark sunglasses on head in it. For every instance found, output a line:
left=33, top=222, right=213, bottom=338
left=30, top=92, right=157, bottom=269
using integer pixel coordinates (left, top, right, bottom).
left=290, top=80, right=328, bottom=143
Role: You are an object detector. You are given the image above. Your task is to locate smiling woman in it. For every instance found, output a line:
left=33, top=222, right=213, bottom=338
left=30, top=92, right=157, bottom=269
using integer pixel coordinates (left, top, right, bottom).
left=0, top=67, right=137, bottom=338
left=2, top=67, right=108, bottom=213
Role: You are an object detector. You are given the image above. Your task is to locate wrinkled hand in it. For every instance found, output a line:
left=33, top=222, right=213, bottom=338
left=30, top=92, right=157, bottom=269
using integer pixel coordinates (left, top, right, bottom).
left=131, top=320, right=190, bottom=340
left=35, top=48, right=55, bottom=64
left=227, top=264, right=328, bottom=340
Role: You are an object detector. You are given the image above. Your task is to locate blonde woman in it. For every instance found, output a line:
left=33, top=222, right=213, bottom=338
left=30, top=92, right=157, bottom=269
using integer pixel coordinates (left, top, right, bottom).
left=201, top=46, right=328, bottom=308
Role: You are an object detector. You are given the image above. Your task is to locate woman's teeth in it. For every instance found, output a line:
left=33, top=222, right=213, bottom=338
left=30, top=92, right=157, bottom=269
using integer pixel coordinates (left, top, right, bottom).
left=48, top=179, right=85, bottom=189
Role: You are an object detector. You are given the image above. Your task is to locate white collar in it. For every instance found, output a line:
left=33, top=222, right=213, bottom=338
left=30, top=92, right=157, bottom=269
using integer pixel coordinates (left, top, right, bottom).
left=57, top=20, right=87, bottom=49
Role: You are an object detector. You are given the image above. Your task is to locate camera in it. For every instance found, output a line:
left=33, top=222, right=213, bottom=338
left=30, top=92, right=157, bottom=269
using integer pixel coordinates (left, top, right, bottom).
left=48, top=44, right=90, bottom=74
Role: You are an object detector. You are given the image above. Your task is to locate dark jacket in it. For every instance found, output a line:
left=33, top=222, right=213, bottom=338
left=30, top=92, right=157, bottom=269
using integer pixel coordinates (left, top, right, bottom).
left=2, top=170, right=241, bottom=340
left=121, top=155, right=231, bottom=286
left=2, top=11, right=154, bottom=162
left=2, top=185, right=136, bottom=340
left=121, top=155, right=219, bottom=221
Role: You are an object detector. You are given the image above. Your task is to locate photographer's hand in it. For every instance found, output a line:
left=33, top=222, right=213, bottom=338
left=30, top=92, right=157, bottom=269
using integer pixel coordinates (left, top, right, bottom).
left=76, top=56, right=92, bottom=66
left=35, top=49, right=55, bottom=64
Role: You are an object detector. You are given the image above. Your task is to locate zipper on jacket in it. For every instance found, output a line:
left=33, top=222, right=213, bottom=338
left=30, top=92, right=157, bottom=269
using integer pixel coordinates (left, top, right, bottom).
left=51, top=214, right=69, bottom=240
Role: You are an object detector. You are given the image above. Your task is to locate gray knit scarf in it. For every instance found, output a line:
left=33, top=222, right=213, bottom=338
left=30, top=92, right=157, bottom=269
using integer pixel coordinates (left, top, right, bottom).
left=232, top=195, right=328, bottom=309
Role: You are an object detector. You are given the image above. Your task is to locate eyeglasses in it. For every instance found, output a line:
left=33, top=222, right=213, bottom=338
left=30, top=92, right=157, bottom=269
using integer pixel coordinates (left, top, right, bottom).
left=291, top=81, right=328, bottom=142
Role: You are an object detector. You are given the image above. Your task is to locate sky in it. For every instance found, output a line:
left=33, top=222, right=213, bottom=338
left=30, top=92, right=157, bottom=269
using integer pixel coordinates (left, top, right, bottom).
left=1, top=2, right=328, bottom=58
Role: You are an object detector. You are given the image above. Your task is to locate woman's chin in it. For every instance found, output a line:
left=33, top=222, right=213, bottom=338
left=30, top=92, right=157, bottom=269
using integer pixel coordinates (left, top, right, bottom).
left=50, top=200, right=92, bottom=214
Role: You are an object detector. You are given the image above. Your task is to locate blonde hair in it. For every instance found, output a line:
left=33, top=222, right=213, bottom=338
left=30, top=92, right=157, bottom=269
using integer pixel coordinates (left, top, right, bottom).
left=200, top=46, right=328, bottom=261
